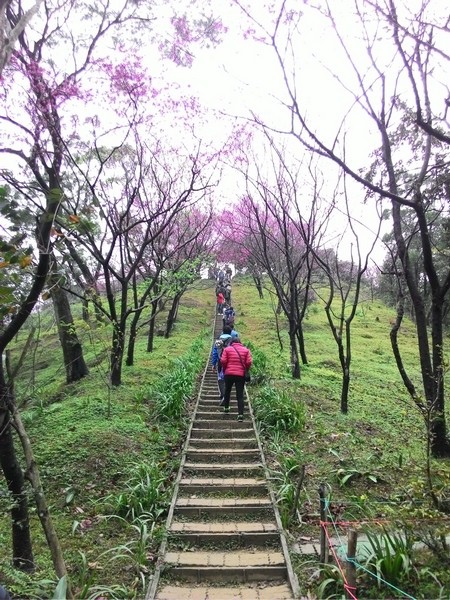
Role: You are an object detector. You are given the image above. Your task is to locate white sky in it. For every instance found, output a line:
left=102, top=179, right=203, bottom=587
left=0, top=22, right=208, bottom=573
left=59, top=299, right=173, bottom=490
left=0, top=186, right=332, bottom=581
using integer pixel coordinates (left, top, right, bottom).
left=159, top=0, right=447, bottom=266
left=5, top=0, right=445, bottom=266
left=155, top=2, right=389, bottom=264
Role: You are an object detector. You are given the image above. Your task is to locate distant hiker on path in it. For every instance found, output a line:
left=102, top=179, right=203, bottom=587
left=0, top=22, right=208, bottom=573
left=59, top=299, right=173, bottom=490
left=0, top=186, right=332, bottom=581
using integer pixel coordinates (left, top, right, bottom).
left=224, top=283, right=232, bottom=303
left=223, top=305, right=235, bottom=329
left=219, top=335, right=252, bottom=421
left=216, top=290, right=225, bottom=314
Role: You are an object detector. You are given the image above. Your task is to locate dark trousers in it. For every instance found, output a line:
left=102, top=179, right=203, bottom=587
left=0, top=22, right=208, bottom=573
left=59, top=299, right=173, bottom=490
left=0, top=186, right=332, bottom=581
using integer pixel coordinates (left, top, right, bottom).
left=223, top=374, right=245, bottom=415
left=217, top=378, right=225, bottom=399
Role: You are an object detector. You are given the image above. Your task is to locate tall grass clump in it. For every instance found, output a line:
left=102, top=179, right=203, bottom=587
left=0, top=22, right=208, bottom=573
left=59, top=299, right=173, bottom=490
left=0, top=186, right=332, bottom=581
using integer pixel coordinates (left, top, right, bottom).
left=252, top=384, right=305, bottom=435
left=245, top=341, right=268, bottom=385
left=104, top=461, right=168, bottom=522
left=147, top=335, right=206, bottom=421
left=361, top=528, right=415, bottom=589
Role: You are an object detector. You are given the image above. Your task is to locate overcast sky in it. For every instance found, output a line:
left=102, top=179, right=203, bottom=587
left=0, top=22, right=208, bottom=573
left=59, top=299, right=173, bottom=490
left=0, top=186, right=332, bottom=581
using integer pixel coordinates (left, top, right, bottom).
left=3, top=0, right=416, bottom=265
left=154, top=2, right=390, bottom=264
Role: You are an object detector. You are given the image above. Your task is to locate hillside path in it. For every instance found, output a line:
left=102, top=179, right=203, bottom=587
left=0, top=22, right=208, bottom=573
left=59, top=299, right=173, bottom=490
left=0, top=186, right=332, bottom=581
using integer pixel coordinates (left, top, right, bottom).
left=146, top=314, right=300, bottom=600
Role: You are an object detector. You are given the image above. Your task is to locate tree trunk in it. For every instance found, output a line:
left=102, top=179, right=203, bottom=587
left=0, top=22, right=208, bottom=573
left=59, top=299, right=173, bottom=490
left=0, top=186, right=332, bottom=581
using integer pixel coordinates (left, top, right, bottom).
left=296, top=274, right=312, bottom=365
left=341, top=367, right=350, bottom=414
left=252, top=274, right=264, bottom=299
left=50, top=277, right=89, bottom=383
left=126, top=306, right=146, bottom=366
left=429, top=298, right=449, bottom=457
left=165, top=293, right=181, bottom=338
left=126, top=321, right=137, bottom=367
left=296, top=324, right=308, bottom=365
left=390, top=290, right=418, bottom=399
left=110, top=323, right=125, bottom=387
left=147, top=298, right=158, bottom=353
left=273, top=304, right=284, bottom=351
left=288, top=325, right=301, bottom=379
left=335, top=337, right=348, bottom=413
left=0, top=369, right=34, bottom=572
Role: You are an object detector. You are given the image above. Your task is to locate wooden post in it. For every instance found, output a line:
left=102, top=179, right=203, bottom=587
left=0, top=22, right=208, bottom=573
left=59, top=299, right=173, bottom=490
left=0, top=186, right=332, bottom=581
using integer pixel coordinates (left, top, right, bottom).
left=319, top=483, right=328, bottom=563
left=290, top=465, right=306, bottom=521
left=346, top=529, right=358, bottom=599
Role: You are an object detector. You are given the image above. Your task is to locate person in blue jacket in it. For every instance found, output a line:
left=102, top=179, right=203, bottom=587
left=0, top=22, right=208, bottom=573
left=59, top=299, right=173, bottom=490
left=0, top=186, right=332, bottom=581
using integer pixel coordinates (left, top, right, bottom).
left=211, top=328, right=237, bottom=404
left=0, top=586, right=11, bottom=600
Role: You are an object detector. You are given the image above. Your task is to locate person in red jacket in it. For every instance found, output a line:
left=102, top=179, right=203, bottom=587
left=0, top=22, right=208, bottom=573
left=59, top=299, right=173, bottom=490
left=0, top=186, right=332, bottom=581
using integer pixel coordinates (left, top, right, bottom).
left=216, top=291, right=225, bottom=314
left=219, top=336, right=252, bottom=420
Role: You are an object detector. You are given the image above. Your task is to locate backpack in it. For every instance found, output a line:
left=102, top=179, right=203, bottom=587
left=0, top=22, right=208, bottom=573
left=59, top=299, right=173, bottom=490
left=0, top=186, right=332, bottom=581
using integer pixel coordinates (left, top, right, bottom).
left=214, top=339, right=224, bottom=356
left=224, top=308, right=235, bottom=327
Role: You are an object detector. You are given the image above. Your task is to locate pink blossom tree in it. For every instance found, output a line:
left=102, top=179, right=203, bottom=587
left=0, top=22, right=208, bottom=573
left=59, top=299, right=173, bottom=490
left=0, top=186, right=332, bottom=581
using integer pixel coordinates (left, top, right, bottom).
left=0, top=0, right=227, bottom=580
left=59, top=129, right=218, bottom=386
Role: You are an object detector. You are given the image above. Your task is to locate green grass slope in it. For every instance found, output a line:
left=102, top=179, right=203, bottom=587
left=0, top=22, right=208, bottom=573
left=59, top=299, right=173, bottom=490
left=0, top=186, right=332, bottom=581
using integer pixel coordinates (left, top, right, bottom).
left=1, top=280, right=215, bottom=598
left=231, top=276, right=450, bottom=599
left=1, top=276, right=449, bottom=599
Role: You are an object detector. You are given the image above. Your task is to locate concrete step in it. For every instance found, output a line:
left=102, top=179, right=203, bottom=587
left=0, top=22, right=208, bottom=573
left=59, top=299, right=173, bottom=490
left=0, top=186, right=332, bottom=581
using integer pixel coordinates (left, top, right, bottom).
left=186, top=448, right=260, bottom=463
left=183, top=462, right=262, bottom=477
left=156, top=583, right=293, bottom=600
left=191, top=427, right=255, bottom=439
left=164, top=550, right=287, bottom=583
left=190, top=420, right=252, bottom=430
left=168, top=521, right=279, bottom=546
left=197, top=399, right=226, bottom=405
left=189, top=438, right=258, bottom=449
left=196, top=410, right=235, bottom=420
left=178, top=477, right=268, bottom=496
left=174, top=497, right=273, bottom=518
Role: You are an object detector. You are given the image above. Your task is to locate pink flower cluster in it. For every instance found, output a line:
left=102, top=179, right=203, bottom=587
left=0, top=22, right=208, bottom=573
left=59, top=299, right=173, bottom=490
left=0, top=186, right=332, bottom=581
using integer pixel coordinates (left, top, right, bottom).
left=103, top=59, right=149, bottom=99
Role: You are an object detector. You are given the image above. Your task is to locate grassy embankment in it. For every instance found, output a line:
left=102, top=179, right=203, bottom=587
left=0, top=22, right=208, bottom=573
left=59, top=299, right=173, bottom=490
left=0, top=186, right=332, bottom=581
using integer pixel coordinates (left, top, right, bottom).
left=0, top=279, right=215, bottom=598
left=232, top=277, right=450, bottom=599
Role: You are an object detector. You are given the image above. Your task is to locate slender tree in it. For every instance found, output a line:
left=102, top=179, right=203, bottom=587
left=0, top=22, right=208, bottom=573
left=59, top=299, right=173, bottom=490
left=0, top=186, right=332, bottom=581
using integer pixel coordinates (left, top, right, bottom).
left=60, top=134, right=217, bottom=385
left=48, top=253, right=89, bottom=383
left=235, top=0, right=450, bottom=455
left=312, top=180, right=383, bottom=413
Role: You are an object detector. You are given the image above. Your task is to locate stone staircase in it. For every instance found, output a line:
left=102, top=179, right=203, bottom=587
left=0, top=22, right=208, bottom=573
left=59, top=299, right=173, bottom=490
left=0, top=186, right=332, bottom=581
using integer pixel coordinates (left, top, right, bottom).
left=146, top=316, right=299, bottom=600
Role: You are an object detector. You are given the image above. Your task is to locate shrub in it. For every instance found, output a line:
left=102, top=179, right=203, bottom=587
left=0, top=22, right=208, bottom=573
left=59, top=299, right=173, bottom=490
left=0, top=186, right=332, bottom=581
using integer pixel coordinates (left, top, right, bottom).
left=147, top=335, right=206, bottom=421
left=361, top=528, right=415, bottom=588
left=245, top=341, right=268, bottom=384
left=252, top=384, right=305, bottom=435
left=104, top=461, right=167, bottom=522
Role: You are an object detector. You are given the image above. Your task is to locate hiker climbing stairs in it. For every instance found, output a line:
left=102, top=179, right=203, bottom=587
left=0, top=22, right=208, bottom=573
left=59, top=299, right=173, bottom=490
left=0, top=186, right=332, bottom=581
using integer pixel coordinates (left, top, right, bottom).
left=147, top=315, right=299, bottom=600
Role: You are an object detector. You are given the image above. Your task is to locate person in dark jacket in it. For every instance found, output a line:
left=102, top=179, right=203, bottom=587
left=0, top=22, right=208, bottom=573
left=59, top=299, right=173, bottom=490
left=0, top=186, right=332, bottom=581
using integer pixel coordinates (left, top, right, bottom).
left=211, top=333, right=232, bottom=404
left=220, top=336, right=252, bottom=420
